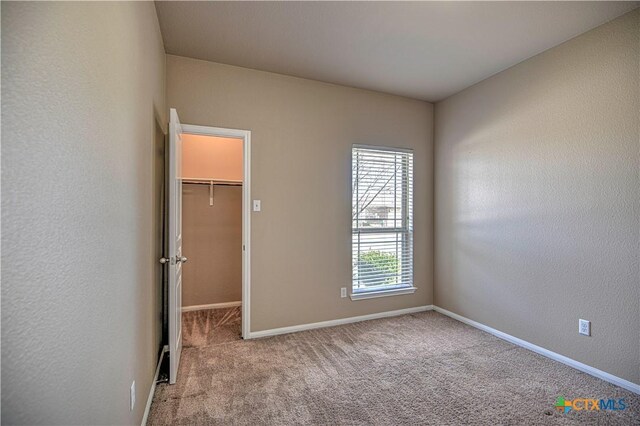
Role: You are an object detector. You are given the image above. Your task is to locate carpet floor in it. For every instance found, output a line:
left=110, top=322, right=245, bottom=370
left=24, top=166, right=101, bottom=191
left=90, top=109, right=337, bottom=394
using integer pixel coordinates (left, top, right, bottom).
left=182, top=307, right=242, bottom=348
left=148, top=311, right=639, bottom=425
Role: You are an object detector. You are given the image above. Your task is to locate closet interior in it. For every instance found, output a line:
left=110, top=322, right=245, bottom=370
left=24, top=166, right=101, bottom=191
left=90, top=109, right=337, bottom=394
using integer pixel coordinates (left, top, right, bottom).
left=181, top=134, right=243, bottom=346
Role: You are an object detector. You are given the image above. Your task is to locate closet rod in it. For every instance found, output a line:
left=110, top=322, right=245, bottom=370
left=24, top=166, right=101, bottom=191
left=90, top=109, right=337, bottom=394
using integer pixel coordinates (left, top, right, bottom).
left=182, top=178, right=243, bottom=186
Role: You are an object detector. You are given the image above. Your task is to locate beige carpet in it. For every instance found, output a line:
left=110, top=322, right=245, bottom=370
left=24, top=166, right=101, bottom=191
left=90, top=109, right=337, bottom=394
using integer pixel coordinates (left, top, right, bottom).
left=148, top=311, right=639, bottom=425
left=182, top=307, right=242, bottom=348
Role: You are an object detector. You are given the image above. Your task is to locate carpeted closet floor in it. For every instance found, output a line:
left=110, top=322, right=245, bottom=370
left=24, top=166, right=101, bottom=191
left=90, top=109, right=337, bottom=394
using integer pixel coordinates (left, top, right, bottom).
left=147, top=311, right=639, bottom=425
left=182, top=306, right=242, bottom=348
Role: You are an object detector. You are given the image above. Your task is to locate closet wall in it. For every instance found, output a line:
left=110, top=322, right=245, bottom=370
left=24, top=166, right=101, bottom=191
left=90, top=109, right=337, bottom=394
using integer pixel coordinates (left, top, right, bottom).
left=183, top=135, right=243, bottom=181
left=182, top=135, right=243, bottom=307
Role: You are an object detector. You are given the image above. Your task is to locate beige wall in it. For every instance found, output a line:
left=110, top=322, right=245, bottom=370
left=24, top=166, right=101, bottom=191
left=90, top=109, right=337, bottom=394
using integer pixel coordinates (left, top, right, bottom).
left=2, top=2, right=166, bottom=424
left=182, top=185, right=243, bottom=306
left=434, top=9, right=639, bottom=385
left=182, top=134, right=243, bottom=181
left=167, top=55, right=434, bottom=331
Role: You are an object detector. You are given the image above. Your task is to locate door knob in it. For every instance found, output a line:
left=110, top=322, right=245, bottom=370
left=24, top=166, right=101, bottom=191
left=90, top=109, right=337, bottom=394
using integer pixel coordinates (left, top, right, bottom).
left=178, top=256, right=188, bottom=263
left=159, top=257, right=170, bottom=264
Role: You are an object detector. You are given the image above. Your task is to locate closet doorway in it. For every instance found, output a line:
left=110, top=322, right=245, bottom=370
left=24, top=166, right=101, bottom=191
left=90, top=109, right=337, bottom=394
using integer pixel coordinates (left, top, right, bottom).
left=179, top=124, right=251, bottom=346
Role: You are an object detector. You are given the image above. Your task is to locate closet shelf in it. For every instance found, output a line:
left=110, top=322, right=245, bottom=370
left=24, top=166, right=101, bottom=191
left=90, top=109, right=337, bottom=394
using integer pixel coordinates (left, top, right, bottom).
left=182, top=177, right=243, bottom=186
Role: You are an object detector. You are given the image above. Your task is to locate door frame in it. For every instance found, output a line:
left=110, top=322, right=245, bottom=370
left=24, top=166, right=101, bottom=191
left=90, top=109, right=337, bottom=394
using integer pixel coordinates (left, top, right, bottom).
left=181, top=123, right=252, bottom=339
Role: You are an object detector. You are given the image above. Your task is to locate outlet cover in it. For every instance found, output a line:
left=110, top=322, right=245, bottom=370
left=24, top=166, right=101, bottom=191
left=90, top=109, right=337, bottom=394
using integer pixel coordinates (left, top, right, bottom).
left=340, top=287, right=347, bottom=298
left=130, top=381, right=136, bottom=411
left=579, top=319, right=590, bottom=336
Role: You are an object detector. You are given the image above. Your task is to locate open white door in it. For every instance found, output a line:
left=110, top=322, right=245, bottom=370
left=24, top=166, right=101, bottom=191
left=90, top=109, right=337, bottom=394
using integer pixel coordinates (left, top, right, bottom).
left=167, top=108, right=184, bottom=384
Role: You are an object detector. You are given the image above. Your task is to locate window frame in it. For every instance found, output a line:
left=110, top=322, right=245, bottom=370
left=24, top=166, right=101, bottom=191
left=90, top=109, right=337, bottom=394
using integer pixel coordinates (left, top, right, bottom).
left=350, top=144, right=417, bottom=300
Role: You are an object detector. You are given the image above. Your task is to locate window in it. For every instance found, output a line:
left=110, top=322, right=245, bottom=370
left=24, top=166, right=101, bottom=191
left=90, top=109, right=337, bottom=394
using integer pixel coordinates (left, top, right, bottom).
left=351, top=145, right=415, bottom=300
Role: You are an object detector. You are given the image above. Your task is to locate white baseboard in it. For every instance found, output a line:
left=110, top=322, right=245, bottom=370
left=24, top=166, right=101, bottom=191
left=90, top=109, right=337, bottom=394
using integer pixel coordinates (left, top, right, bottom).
left=247, top=305, right=434, bottom=339
left=141, top=345, right=168, bottom=426
left=433, top=306, right=640, bottom=395
left=181, top=301, right=242, bottom=312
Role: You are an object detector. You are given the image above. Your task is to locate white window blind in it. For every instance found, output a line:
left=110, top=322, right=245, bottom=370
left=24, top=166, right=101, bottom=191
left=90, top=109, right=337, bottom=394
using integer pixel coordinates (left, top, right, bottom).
left=352, top=145, right=413, bottom=294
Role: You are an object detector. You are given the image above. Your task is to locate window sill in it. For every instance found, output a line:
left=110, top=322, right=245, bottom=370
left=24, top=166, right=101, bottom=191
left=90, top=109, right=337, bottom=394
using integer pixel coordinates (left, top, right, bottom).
left=350, top=286, right=417, bottom=301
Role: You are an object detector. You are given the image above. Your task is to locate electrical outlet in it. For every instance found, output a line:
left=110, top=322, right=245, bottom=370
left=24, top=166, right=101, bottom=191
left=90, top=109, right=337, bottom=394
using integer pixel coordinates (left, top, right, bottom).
left=340, top=287, right=347, bottom=298
left=579, top=319, right=590, bottom=336
left=130, top=381, right=136, bottom=411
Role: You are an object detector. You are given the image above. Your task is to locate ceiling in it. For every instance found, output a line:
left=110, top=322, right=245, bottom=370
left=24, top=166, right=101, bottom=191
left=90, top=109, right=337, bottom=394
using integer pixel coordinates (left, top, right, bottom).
left=155, top=1, right=638, bottom=102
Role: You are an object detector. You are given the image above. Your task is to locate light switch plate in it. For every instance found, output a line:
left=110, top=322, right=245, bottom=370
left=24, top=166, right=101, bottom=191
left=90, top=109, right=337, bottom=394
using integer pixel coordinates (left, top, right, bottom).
left=341, top=287, right=347, bottom=298
left=253, top=200, right=261, bottom=212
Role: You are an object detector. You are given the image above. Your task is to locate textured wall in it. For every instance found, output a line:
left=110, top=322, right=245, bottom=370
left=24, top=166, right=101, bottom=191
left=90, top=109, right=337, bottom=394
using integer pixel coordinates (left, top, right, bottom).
left=434, top=10, right=639, bottom=384
left=167, top=55, right=434, bottom=331
left=182, top=184, right=243, bottom=306
left=1, top=2, right=166, bottom=424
